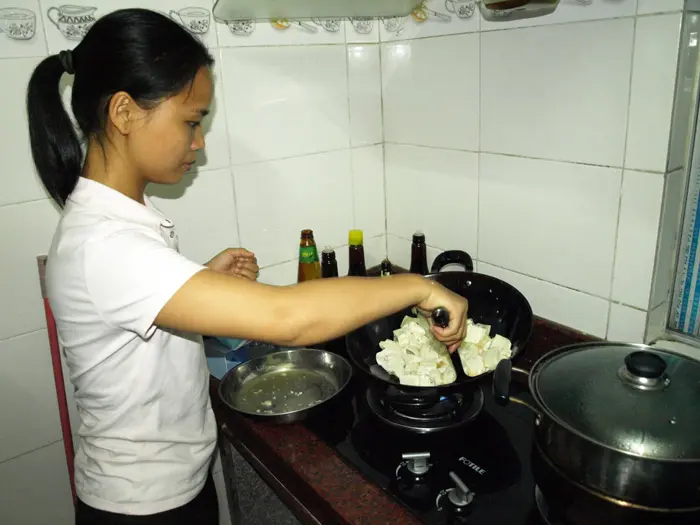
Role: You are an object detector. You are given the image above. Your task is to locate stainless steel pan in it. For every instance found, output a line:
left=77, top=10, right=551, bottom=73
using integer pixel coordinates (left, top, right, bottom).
left=218, top=348, right=352, bottom=423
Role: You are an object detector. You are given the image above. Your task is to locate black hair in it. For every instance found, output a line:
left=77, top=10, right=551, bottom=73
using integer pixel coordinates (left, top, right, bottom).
left=26, top=8, right=214, bottom=207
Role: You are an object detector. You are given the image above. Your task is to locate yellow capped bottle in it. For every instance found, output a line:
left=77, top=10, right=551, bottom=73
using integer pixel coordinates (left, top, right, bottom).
left=298, top=229, right=322, bottom=282
left=348, top=229, right=367, bottom=277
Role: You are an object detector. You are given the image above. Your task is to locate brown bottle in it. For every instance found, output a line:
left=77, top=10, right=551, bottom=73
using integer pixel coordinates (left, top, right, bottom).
left=348, top=229, right=367, bottom=277
left=321, top=247, right=339, bottom=278
left=297, top=229, right=322, bottom=282
left=380, top=258, right=393, bottom=277
left=410, top=231, right=429, bottom=275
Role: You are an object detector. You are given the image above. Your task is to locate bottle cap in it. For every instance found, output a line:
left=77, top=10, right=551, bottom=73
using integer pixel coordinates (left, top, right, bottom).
left=412, top=231, right=425, bottom=243
left=349, top=229, right=364, bottom=246
left=301, top=229, right=314, bottom=239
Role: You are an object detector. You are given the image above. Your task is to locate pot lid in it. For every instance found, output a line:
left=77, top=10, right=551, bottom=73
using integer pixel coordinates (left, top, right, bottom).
left=532, top=343, right=700, bottom=461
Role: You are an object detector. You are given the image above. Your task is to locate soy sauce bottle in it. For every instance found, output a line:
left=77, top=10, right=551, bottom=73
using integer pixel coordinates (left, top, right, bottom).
left=348, top=230, right=367, bottom=277
left=410, top=232, right=429, bottom=275
left=321, top=247, right=339, bottom=278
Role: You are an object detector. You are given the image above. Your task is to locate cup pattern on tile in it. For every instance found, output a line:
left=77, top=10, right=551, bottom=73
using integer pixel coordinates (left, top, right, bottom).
left=312, top=17, right=342, bottom=32
left=226, top=18, right=255, bottom=36
left=169, top=6, right=211, bottom=35
left=349, top=17, right=374, bottom=34
left=0, top=7, right=36, bottom=40
left=444, top=0, right=476, bottom=19
left=46, top=4, right=96, bottom=41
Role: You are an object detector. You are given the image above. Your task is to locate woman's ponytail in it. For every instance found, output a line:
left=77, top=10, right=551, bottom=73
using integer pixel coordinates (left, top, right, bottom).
left=26, top=54, right=83, bottom=207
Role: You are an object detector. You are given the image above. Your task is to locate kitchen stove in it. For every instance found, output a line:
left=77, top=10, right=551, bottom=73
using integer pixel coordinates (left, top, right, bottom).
left=305, top=372, right=551, bottom=525
left=365, top=385, right=485, bottom=432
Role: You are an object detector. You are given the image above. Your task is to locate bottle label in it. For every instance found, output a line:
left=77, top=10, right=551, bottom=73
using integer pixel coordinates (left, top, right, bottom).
left=299, top=246, right=319, bottom=264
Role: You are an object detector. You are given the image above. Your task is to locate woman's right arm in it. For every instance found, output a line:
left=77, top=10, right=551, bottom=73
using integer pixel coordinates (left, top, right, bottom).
left=156, top=269, right=467, bottom=350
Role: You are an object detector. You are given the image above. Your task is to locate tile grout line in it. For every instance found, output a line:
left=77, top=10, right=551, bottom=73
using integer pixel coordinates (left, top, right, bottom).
left=377, top=40, right=390, bottom=259
left=605, top=15, right=640, bottom=339
left=212, top=48, right=244, bottom=246
left=476, top=24, right=482, bottom=263
left=0, top=439, right=63, bottom=467
left=0, top=327, right=47, bottom=345
left=343, top=41, right=357, bottom=231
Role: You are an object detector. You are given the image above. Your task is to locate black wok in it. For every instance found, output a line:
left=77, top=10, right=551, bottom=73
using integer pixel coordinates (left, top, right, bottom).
left=345, top=250, right=534, bottom=404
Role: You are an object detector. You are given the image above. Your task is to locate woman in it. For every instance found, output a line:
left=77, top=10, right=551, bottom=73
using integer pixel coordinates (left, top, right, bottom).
left=26, top=8, right=469, bottom=525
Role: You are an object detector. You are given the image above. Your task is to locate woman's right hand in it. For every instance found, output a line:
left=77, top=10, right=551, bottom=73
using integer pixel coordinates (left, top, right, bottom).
left=416, top=281, right=468, bottom=353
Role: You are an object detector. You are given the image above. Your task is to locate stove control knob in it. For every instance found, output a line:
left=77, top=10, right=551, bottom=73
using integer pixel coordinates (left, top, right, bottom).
left=447, top=471, right=474, bottom=508
left=401, top=452, right=431, bottom=476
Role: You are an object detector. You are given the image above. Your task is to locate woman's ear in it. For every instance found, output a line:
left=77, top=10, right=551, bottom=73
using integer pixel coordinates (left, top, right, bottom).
left=107, top=91, right=148, bottom=135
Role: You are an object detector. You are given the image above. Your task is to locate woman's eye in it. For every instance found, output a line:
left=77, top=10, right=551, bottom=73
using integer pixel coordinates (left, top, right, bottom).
left=187, top=121, right=201, bottom=128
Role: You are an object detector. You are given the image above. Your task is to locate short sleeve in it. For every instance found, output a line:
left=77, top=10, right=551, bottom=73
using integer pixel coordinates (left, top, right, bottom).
left=83, top=227, right=206, bottom=339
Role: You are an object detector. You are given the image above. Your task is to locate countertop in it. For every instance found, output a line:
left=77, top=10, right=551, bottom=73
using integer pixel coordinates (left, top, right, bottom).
left=209, top=317, right=597, bottom=525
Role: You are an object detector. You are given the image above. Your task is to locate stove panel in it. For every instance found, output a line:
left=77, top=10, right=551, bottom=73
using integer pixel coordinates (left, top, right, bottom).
left=305, top=376, right=546, bottom=525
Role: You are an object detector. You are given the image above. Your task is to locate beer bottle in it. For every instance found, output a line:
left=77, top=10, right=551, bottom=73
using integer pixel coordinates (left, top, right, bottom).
left=298, top=229, right=322, bottom=282
left=321, top=247, right=339, bottom=278
left=348, top=229, right=367, bottom=277
left=410, top=231, right=429, bottom=275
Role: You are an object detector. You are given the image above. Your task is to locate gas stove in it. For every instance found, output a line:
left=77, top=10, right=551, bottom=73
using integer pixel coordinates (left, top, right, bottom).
left=305, top=372, right=548, bottom=525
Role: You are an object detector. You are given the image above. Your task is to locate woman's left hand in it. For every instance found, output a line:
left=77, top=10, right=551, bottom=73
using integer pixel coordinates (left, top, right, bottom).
left=205, top=248, right=259, bottom=281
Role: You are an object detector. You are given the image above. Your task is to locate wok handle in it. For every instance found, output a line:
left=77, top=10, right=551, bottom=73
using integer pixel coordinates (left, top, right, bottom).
left=493, top=359, right=512, bottom=406
left=493, top=360, right=540, bottom=414
left=432, top=307, right=450, bottom=328
left=431, top=250, right=474, bottom=273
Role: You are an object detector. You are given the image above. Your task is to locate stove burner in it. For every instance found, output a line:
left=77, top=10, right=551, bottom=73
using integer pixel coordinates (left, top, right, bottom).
left=366, top=386, right=485, bottom=433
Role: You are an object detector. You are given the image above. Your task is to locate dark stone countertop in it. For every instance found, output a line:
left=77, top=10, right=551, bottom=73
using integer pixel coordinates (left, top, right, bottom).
left=210, top=317, right=597, bottom=525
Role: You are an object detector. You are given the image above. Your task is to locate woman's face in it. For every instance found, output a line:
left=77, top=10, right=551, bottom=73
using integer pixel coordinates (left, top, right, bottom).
left=128, top=66, right=213, bottom=185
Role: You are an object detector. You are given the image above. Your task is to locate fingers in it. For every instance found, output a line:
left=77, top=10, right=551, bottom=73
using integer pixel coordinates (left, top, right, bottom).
left=227, top=248, right=255, bottom=258
left=233, top=258, right=259, bottom=281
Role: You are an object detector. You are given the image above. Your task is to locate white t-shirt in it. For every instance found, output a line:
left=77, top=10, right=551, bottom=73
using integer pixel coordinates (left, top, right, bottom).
left=46, top=177, right=217, bottom=515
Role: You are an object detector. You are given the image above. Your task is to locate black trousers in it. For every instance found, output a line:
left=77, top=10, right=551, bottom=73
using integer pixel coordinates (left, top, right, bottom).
left=75, top=474, right=219, bottom=525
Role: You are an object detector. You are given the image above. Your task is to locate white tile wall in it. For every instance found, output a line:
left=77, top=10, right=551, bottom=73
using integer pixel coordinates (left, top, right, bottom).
left=481, top=18, right=634, bottom=166
left=624, top=13, right=682, bottom=172
left=611, top=170, right=665, bottom=310
left=380, top=4, right=686, bottom=339
left=479, top=154, right=620, bottom=298
left=0, top=331, right=63, bottom=463
left=385, top=144, right=478, bottom=256
left=382, top=33, right=479, bottom=150
left=608, top=303, right=647, bottom=343
left=0, top=441, right=74, bottom=525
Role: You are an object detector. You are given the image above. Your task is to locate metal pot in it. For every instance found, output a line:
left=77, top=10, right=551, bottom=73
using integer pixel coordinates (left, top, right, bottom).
left=496, top=342, right=700, bottom=516
left=218, top=348, right=352, bottom=423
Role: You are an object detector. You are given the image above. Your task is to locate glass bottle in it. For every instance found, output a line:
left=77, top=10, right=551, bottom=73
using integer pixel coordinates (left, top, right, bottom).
left=298, top=229, right=322, bottom=282
left=410, top=231, right=429, bottom=275
left=321, top=247, right=339, bottom=278
left=348, top=229, right=367, bottom=277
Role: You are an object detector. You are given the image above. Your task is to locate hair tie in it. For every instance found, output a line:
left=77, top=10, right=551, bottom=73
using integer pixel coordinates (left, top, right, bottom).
left=58, top=50, right=75, bottom=75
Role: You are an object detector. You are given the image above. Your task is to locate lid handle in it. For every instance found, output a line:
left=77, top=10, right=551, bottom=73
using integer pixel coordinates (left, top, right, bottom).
left=625, top=351, right=667, bottom=379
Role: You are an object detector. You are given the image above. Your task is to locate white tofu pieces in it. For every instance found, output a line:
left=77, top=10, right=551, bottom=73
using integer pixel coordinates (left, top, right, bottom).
left=376, top=315, right=515, bottom=384
left=376, top=315, right=458, bottom=386
left=457, top=320, right=513, bottom=377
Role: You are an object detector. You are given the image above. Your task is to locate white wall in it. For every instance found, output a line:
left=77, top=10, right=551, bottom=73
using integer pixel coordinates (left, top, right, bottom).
left=0, top=0, right=691, bottom=523
left=379, top=0, right=688, bottom=341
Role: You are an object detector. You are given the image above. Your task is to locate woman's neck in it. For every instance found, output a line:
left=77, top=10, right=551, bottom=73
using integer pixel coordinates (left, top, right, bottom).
left=83, top=140, right=146, bottom=204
